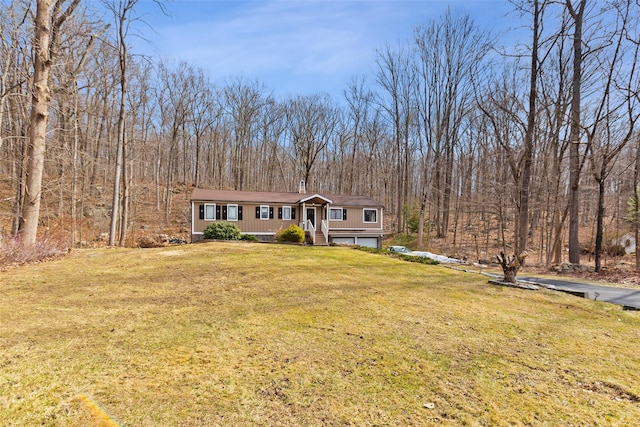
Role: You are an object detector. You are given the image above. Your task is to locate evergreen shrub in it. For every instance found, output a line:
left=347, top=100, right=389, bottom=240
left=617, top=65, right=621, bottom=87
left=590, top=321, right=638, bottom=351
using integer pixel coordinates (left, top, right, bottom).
left=203, top=222, right=242, bottom=240
left=278, top=225, right=305, bottom=243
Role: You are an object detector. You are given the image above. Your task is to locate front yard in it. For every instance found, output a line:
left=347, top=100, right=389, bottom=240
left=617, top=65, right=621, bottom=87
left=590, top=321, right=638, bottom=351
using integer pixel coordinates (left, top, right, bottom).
left=1, top=242, right=639, bottom=425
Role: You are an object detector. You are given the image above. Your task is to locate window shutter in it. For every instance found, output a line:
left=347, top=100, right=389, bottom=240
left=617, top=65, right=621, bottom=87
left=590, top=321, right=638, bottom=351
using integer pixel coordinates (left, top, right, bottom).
left=238, top=206, right=243, bottom=220
left=215, top=205, right=220, bottom=220
left=278, top=207, right=283, bottom=219
left=222, top=205, right=227, bottom=220
left=269, top=207, right=274, bottom=219
left=343, top=209, right=347, bottom=220
left=256, top=207, right=260, bottom=218
left=199, top=205, right=204, bottom=220
left=291, top=207, right=296, bottom=220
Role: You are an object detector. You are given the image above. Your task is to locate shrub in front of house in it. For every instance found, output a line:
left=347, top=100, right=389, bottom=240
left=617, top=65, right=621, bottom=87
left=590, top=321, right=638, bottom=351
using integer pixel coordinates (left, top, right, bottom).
left=203, top=222, right=242, bottom=240
left=240, top=233, right=259, bottom=242
left=278, top=224, right=305, bottom=243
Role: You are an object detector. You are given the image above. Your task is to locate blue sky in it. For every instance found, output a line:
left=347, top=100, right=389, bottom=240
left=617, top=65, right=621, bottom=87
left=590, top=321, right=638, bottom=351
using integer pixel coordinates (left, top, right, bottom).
left=126, top=0, right=519, bottom=99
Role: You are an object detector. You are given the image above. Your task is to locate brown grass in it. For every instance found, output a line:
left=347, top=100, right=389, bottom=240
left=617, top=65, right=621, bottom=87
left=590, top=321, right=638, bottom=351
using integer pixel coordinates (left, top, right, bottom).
left=1, top=242, right=639, bottom=426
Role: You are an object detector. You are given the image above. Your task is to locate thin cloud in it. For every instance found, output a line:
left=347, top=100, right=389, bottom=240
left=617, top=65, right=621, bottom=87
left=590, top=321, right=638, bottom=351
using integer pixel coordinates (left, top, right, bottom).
left=132, top=0, right=515, bottom=97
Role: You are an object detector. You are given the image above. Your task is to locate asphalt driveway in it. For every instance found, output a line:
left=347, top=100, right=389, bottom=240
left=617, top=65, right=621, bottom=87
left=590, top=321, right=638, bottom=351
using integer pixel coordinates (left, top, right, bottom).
left=518, top=276, right=640, bottom=310
left=450, top=266, right=640, bottom=310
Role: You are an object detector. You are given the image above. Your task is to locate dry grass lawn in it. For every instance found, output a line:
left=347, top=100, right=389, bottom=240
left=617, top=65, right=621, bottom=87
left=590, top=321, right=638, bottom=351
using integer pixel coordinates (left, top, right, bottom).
left=1, top=242, right=639, bottom=426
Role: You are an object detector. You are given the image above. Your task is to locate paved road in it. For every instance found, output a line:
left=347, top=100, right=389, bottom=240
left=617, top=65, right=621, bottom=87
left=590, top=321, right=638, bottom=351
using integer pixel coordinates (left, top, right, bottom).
left=518, top=276, right=640, bottom=310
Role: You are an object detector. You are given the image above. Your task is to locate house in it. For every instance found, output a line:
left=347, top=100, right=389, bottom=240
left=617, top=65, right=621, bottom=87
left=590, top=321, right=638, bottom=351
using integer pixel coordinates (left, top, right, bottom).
left=190, top=187, right=384, bottom=248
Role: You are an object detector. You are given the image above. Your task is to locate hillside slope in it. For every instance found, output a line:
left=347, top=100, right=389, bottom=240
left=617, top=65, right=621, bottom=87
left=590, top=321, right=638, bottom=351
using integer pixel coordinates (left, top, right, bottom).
left=1, top=243, right=639, bottom=425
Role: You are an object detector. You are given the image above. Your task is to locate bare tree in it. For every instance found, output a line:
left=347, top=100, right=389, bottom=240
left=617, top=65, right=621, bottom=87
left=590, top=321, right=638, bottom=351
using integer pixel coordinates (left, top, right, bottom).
left=566, top=0, right=586, bottom=264
left=375, top=44, right=416, bottom=233
left=587, top=0, right=640, bottom=272
left=224, top=77, right=266, bottom=190
left=104, top=0, right=138, bottom=246
left=21, top=0, right=81, bottom=244
left=286, top=94, right=339, bottom=190
left=414, top=8, right=490, bottom=243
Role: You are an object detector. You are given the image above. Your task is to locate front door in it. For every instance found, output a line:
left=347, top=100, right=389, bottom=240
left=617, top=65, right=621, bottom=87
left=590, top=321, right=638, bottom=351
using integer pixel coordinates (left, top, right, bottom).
left=306, top=207, right=316, bottom=229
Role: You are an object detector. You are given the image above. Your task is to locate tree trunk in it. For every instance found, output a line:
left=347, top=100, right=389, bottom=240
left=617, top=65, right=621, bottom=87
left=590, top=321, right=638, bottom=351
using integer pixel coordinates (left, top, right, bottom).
left=567, top=0, right=586, bottom=264
left=517, top=0, right=539, bottom=256
left=635, top=138, right=640, bottom=270
left=497, top=251, right=528, bottom=284
left=21, top=0, right=54, bottom=244
left=20, top=0, right=80, bottom=244
left=594, top=178, right=605, bottom=272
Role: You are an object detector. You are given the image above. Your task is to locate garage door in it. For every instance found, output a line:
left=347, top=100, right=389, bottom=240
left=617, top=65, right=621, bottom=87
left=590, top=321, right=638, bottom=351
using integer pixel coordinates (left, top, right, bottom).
left=332, top=237, right=355, bottom=246
left=356, top=237, right=379, bottom=248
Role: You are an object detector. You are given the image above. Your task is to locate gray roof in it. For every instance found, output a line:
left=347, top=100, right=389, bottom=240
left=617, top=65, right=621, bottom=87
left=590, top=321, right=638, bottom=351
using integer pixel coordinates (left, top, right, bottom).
left=191, top=188, right=384, bottom=208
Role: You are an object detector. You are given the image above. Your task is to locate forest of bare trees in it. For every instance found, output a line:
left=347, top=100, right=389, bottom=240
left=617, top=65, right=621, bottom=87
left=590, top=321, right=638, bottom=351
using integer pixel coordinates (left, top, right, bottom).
left=1, top=0, right=640, bottom=270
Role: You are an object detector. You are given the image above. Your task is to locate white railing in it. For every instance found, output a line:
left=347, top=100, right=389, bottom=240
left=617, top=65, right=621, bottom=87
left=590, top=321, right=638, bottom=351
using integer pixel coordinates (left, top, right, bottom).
left=300, top=220, right=316, bottom=244
left=321, top=220, right=329, bottom=243
left=308, top=221, right=316, bottom=244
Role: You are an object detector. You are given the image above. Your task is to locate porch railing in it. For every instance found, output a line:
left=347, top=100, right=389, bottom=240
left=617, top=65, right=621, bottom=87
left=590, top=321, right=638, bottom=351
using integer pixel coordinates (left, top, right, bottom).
left=300, top=220, right=316, bottom=245
left=321, top=220, right=329, bottom=244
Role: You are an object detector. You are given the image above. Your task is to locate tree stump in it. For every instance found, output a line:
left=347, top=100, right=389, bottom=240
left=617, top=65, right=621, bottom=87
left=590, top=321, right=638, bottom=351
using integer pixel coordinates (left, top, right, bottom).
left=497, top=251, right=528, bottom=283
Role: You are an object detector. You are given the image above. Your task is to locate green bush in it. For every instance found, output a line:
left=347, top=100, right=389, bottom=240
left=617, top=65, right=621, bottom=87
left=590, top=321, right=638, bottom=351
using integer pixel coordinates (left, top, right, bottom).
left=203, top=222, right=242, bottom=240
left=240, top=233, right=259, bottom=242
left=278, top=224, right=305, bottom=243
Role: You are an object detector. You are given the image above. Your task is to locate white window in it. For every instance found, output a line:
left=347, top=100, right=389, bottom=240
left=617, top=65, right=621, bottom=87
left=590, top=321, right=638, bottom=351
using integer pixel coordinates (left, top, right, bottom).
left=363, top=208, right=377, bottom=223
left=282, top=206, right=292, bottom=220
left=204, top=204, right=215, bottom=221
left=260, top=205, right=270, bottom=220
left=330, top=208, right=344, bottom=220
left=227, top=204, right=238, bottom=221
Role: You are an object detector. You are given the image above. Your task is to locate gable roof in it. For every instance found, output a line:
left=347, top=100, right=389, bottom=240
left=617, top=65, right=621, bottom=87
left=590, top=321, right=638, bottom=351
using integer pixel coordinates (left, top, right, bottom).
left=190, top=188, right=383, bottom=208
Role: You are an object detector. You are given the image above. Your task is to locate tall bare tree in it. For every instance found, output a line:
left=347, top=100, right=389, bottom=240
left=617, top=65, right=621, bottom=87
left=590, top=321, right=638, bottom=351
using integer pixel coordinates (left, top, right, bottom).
left=286, top=94, right=338, bottom=190
left=375, top=44, right=416, bottom=233
left=566, top=0, right=586, bottom=264
left=21, top=0, right=81, bottom=244
left=414, top=8, right=490, bottom=242
left=104, top=0, right=138, bottom=246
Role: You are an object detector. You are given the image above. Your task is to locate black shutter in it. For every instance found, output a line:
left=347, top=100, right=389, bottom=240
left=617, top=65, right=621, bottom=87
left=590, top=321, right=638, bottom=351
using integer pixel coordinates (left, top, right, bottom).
left=238, top=206, right=243, bottom=220
left=343, top=209, right=347, bottom=220
left=215, top=205, right=221, bottom=220
left=256, top=207, right=260, bottom=218
left=291, top=207, right=296, bottom=220
left=269, top=207, right=274, bottom=219
left=278, top=207, right=283, bottom=219
left=222, top=205, right=227, bottom=220
left=199, top=205, right=204, bottom=220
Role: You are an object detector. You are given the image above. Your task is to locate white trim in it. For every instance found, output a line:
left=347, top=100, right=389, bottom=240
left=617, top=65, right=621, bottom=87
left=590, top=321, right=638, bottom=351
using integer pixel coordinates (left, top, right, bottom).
left=282, top=205, right=292, bottom=220
left=191, top=201, right=196, bottom=236
left=329, top=232, right=383, bottom=236
left=329, top=227, right=383, bottom=231
left=298, top=193, right=333, bottom=204
left=204, top=203, right=216, bottom=221
left=329, top=207, right=344, bottom=221
left=195, top=231, right=275, bottom=236
left=227, top=204, right=238, bottom=221
left=260, top=205, right=270, bottom=220
left=363, top=208, right=378, bottom=223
